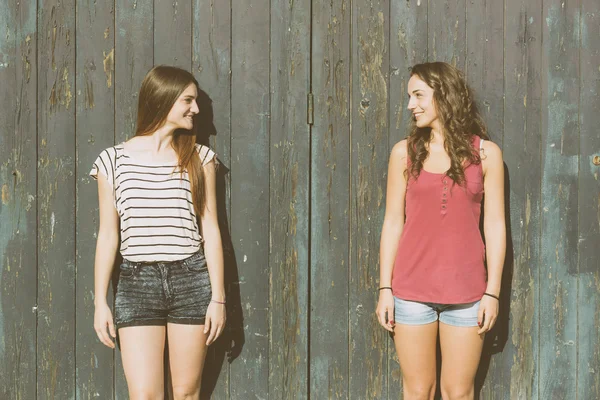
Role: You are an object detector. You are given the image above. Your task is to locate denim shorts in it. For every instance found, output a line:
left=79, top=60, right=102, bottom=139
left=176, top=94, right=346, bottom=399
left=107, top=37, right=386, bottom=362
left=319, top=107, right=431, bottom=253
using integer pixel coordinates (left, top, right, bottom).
left=114, top=249, right=212, bottom=329
left=394, top=297, right=480, bottom=327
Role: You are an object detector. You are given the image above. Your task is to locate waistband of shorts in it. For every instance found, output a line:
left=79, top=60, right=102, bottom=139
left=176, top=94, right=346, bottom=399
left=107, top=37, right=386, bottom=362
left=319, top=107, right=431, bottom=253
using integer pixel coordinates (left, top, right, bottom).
left=123, top=247, right=205, bottom=268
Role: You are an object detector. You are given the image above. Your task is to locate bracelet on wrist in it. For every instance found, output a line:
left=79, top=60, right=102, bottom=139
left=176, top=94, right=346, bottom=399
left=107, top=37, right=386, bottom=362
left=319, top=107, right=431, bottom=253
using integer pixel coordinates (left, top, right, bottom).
left=483, top=292, right=499, bottom=301
left=378, top=287, right=392, bottom=292
left=211, top=299, right=226, bottom=305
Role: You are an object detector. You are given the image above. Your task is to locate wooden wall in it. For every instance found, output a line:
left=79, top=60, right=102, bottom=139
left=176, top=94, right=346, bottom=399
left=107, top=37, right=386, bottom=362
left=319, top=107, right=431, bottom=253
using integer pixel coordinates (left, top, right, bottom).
left=0, top=0, right=598, bottom=399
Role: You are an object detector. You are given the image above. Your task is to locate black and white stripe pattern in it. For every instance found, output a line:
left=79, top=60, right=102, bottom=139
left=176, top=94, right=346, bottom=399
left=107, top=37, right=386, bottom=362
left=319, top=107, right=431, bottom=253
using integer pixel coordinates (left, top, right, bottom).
left=90, top=143, right=217, bottom=262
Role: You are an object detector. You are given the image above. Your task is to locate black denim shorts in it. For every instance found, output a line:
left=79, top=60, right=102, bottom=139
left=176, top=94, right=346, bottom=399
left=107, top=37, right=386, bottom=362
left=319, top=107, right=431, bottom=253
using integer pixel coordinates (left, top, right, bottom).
left=114, top=249, right=212, bottom=329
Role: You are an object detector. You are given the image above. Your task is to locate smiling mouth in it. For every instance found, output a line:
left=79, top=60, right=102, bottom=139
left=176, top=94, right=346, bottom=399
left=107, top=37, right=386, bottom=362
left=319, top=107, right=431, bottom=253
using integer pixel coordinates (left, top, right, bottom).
left=414, top=112, right=423, bottom=118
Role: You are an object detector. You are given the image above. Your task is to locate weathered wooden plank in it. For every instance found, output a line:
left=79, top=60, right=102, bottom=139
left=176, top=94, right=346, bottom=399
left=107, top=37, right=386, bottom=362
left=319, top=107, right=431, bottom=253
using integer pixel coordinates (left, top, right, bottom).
left=229, top=1, right=270, bottom=398
left=75, top=1, right=116, bottom=398
left=0, top=2, right=37, bottom=399
left=114, top=0, right=154, bottom=397
left=387, top=2, right=427, bottom=395
left=154, top=0, right=192, bottom=68
left=192, top=0, right=231, bottom=398
left=578, top=4, right=600, bottom=399
left=349, top=1, right=389, bottom=399
left=501, top=1, right=543, bottom=399
left=427, top=0, right=466, bottom=70
left=540, top=1, right=580, bottom=398
left=37, top=1, right=76, bottom=398
left=310, top=1, right=351, bottom=398
left=268, top=0, right=310, bottom=399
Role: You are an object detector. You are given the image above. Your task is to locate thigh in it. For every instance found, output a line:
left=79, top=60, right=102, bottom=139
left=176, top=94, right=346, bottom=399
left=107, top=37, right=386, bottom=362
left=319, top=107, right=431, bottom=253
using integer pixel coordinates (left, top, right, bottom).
left=168, top=253, right=211, bottom=325
left=393, top=321, right=438, bottom=390
left=119, top=325, right=166, bottom=398
left=439, top=322, right=484, bottom=394
left=167, top=323, right=210, bottom=396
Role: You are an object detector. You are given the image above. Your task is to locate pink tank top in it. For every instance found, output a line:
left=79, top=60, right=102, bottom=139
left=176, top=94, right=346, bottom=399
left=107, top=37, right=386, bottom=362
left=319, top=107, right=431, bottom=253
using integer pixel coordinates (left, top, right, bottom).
left=391, top=135, right=487, bottom=304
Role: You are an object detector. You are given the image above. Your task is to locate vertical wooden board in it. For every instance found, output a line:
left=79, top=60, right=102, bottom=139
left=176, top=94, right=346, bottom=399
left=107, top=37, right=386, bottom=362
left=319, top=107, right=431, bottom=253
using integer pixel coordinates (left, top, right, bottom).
left=0, top=2, right=37, bottom=399
left=465, top=0, right=504, bottom=141
left=389, top=0, right=427, bottom=144
left=349, top=0, right=389, bottom=399
left=75, top=0, right=116, bottom=398
left=37, top=0, right=76, bottom=398
left=540, top=1, right=580, bottom=398
left=269, top=0, right=310, bottom=399
left=192, top=1, right=231, bottom=398
left=578, top=4, right=600, bottom=399
left=114, top=0, right=153, bottom=397
left=387, top=3, right=427, bottom=394
left=310, top=1, right=350, bottom=398
left=154, top=0, right=192, bottom=68
left=502, top=1, right=543, bottom=399
left=229, top=1, right=270, bottom=398
left=427, top=0, right=466, bottom=70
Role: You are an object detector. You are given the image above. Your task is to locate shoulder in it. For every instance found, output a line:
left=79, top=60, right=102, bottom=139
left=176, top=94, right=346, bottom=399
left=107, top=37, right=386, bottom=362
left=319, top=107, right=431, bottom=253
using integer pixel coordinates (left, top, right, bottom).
left=481, top=139, right=503, bottom=175
left=194, top=143, right=218, bottom=167
left=391, top=139, right=408, bottom=159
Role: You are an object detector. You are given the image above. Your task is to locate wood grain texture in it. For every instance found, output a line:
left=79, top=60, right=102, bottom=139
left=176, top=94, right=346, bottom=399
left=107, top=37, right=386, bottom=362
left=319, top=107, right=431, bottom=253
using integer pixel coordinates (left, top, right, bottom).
left=114, top=1, right=154, bottom=397
left=310, top=1, right=351, bottom=398
left=154, top=0, right=192, bottom=68
left=37, top=1, right=76, bottom=398
left=427, top=0, right=466, bottom=69
left=540, top=1, right=580, bottom=398
left=269, top=0, right=310, bottom=398
left=192, top=1, right=231, bottom=398
left=0, top=1, right=37, bottom=398
left=578, top=3, right=600, bottom=399
left=501, top=1, right=543, bottom=399
left=229, top=1, right=270, bottom=398
left=349, top=1, right=389, bottom=399
left=75, top=0, right=116, bottom=398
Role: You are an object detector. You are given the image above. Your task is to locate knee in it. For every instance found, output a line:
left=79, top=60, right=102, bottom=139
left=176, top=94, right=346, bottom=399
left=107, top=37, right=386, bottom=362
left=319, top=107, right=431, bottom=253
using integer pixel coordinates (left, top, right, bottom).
left=440, top=383, right=474, bottom=400
left=129, top=389, right=164, bottom=400
left=171, top=384, right=200, bottom=400
left=403, top=380, right=436, bottom=400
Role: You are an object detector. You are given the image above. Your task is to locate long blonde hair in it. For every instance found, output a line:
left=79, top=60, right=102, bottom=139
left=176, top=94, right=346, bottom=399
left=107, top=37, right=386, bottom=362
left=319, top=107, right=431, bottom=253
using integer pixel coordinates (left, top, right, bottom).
left=136, top=65, right=207, bottom=217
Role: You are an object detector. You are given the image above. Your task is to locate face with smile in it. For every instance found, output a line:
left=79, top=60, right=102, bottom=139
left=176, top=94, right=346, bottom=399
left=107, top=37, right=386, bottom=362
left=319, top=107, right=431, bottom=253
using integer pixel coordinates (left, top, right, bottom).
left=407, top=75, right=439, bottom=130
left=165, top=83, right=199, bottom=131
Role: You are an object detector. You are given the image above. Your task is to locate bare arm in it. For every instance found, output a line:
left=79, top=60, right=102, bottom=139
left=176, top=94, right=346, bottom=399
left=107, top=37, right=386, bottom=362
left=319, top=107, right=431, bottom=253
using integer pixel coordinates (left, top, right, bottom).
left=376, top=140, right=408, bottom=331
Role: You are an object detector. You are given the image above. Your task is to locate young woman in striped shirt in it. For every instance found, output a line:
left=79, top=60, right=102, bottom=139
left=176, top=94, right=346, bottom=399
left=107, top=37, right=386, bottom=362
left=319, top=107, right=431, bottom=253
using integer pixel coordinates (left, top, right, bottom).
left=91, top=65, right=225, bottom=398
left=377, top=62, right=506, bottom=399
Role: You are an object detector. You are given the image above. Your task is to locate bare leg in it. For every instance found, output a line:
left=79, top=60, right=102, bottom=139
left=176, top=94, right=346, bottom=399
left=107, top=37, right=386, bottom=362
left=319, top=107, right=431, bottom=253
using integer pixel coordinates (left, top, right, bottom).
left=393, top=322, right=439, bottom=400
left=167, top=323, right=210, bottom=400
left=439, top=323, right=484, bottom=400
left=119, top=325, right=167, bottom=399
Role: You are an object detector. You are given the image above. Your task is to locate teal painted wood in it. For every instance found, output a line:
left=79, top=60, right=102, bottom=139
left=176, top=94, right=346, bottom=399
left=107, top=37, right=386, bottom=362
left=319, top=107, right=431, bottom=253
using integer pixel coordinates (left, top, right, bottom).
left=387, top=2, right=427, bottom=395
left=229, top=1, right=270, bottom=398
left=114, top=1, right=154, bottom=397
left=192, top=0, right=232, bottom=398
left=427, top=0, right=466, bottom=70
left=36, top=0, right=76, bottom=398
left=154, top=0, right=192, bottom=69
left=502, top=1, right=543, bottom=399
left=465, top=1, right=506, bottom=398
left=349, top=0, right=389, bottom=399
left=310, top=1, right=351, bottom=398
left=578, top=3, right=600, bottom=399
left=75, top=0, right=116, bottom=398
left=0, top=1, right=37, bottom=398
left=268, top=0, right=310, bottom=398
left=540, top=1, right=580, bottom=398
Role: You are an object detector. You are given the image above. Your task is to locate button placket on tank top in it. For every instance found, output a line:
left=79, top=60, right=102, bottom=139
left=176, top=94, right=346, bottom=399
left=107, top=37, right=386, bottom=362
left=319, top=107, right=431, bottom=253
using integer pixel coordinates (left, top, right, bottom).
left=441, top=176, right=449, bottom=215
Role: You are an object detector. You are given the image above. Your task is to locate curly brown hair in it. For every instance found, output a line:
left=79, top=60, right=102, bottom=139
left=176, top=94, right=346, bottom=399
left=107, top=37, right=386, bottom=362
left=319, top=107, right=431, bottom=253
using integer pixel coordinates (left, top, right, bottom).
left=407, top=62, right=489, bottom=186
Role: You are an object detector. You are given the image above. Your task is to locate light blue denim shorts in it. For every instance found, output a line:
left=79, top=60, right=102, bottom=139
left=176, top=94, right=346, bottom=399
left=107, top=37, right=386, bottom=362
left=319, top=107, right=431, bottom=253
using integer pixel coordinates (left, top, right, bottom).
left=394, top=297, right=480, bottom=327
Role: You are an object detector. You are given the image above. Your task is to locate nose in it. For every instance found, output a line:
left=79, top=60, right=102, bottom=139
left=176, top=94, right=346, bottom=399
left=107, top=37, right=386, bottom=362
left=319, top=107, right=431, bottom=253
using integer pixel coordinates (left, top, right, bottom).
left=190, top=100, right=199, bottom=115
left=407, top=96, right=416, bottom=111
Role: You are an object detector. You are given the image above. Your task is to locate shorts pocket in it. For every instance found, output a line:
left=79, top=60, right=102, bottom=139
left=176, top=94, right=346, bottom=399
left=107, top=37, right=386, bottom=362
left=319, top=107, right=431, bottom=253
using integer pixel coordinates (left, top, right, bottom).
left=119, top=262, right=137, bottom=277
left=184, top=256, right=207, bottom=272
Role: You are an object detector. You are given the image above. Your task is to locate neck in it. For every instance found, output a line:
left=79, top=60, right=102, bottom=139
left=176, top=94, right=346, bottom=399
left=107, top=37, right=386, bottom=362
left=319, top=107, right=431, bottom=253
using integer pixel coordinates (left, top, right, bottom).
left=147, top=125, right=177, bottom=152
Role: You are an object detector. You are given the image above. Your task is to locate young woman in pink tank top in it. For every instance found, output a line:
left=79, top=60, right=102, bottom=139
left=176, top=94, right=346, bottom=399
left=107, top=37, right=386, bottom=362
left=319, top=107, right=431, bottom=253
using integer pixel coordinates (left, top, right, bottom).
left=376, top=62, right=506, bottom=399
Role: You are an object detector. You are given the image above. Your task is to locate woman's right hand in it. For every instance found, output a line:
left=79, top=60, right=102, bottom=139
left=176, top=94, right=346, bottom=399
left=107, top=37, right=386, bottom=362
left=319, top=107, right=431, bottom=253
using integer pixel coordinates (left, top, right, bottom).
left=376, top=290, right=395, bottom=332
left=94, top=302, right=116, bottom=349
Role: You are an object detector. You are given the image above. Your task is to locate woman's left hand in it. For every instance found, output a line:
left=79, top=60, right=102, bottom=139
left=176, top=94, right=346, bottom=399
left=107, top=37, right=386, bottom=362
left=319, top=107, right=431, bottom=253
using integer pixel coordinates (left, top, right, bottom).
left=477, top=294, right=499, bottom=335
left=204, top=301, right=226, bottom=345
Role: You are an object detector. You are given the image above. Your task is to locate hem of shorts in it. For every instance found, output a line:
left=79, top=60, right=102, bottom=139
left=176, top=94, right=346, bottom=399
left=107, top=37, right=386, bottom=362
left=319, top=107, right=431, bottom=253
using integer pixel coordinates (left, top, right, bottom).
left=439, top=316, right=479, bottom=327
left=394, top=317, right=439, bottom=326
left=167, top=317, right=206, bottom=325
left=116, top=319, right=167, bottom=329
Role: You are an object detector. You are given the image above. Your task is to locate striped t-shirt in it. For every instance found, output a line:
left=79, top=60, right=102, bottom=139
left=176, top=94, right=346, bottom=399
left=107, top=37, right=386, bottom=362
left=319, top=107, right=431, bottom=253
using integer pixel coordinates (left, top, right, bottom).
left=90, top=142, right=217, bottom=262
